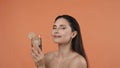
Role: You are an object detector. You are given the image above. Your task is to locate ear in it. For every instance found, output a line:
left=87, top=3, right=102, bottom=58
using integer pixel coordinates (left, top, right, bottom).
left=71, top=31, right=77, bottom=38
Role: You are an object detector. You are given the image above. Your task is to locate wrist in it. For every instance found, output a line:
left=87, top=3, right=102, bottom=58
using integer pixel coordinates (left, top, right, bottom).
left=36, top=62, right=45, bottom=68
left=37, top=65, right=45, bottom=68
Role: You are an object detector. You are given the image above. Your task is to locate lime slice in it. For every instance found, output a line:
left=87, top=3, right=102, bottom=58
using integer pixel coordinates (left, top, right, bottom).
left=28, top=32, right=36, bottom=39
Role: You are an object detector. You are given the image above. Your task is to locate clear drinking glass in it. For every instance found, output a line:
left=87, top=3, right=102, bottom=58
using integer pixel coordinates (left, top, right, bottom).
left=31, top=37, right=42, bottom=50
left=31, top=36, right=42, bottom=50
left=28, top=32, right=42, bottom=50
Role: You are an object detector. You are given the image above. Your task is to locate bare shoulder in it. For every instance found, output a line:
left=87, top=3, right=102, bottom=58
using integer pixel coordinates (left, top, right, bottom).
left=44, top=51, right=56, bottom=64
left=44, top=51, right=55, bottom=58
left=69, top=53, right=87, bottom=68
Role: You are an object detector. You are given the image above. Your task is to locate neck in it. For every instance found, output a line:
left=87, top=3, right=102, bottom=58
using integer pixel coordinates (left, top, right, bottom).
left=57, top=42, right=73, bottom=57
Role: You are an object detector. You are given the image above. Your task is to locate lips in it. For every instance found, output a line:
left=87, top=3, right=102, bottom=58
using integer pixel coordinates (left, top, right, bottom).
left=53, top=35, right=62, bottom=38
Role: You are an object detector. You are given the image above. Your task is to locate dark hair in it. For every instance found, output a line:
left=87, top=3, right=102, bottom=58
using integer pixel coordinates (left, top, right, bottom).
left=55, top=15, right=88, bottom=68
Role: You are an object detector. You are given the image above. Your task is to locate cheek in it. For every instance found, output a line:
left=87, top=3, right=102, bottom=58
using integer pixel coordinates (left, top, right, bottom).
left=57, top=34, right=72, bottom=44
left=62, top=31, right=72, bottom=40
left=64, top=34, right=72, bottom=40
left=63, top=29, right=72, bottom=36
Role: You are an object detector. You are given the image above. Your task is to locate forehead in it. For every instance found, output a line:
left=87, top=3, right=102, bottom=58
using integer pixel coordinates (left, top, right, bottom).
left=54, top=18, right=70, bottom=26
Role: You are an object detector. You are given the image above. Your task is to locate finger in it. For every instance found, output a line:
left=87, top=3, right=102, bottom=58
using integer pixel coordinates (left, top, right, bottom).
left=36, top=45, right=42, bottom=54
left=32, top=49, right=44, bottom=59
left=32, top=47, right=43, bottom=59
left=32, top=52, right=42, bottom=63
left=32, top=52, right=38, bottom=61
left=32, top=47, right=39, bottom=56
left=32, top=52, right=37, bottom=58
left=32, top=52, right=41, bottom=61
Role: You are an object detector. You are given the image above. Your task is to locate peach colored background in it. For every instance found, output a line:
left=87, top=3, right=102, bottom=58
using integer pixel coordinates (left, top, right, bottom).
left=0, top=0, right=120, bottom=68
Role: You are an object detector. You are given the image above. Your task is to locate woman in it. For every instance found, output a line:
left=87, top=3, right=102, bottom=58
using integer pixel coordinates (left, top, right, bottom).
left=32, top=15, right=88, bottom=68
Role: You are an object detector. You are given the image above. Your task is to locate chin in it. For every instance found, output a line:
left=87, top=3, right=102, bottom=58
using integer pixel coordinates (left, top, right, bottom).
left=53, top=40, right=69, bottom=45
left=53, top=39, right=62, bottom=43
left=54, top=40, right=62, bottom=43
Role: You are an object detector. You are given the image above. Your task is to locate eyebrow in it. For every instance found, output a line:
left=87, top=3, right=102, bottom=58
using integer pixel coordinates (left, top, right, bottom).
left=53, top=24, right=66, bottom=27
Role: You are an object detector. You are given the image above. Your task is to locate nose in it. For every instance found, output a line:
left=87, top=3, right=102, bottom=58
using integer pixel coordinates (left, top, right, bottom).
left=54, top=28, right=59, bottom=34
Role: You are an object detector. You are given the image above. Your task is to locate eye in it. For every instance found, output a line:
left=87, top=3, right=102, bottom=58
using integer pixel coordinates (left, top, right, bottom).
left=53, top=27, right=57, bottom=29
left=53, top=25, right=57, bottom=29
left=60, top=27, right=66, bottom=29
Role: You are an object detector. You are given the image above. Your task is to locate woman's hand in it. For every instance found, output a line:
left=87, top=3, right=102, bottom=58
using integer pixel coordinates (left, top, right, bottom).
left=32, top=45, right=45, bottom=68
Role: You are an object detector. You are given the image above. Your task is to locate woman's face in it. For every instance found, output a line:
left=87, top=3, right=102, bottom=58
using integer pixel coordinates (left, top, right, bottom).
left=52, top=18, right=75, bottom=44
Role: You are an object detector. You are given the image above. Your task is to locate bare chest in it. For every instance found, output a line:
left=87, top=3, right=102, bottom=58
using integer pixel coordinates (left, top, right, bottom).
left=46, top=57, right=72, bottom=68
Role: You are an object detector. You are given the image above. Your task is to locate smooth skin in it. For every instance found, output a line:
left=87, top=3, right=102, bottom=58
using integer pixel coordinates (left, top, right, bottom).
left=32, top=18, right=87, bottom=68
